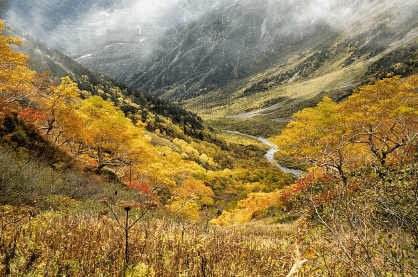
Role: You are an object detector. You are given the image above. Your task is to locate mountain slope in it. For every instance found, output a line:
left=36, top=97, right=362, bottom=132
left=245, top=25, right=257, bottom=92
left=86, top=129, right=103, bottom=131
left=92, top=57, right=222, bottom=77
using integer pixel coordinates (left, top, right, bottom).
left=3, top=22, right=207, bottom=139
left=75, top=0, right=418, bottom=112
left=77, top=0, right=340, bottom=99
left=8, top=0, right=417, bottom=137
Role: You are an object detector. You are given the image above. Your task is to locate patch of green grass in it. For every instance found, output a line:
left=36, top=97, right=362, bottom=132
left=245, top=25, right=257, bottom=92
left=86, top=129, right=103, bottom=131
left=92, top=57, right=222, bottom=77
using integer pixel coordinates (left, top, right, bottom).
left=206, top=117, right=288, bottom=138
left=182, top=41, right=373, bottom=134
left=215, top=131, right=267, bottom=148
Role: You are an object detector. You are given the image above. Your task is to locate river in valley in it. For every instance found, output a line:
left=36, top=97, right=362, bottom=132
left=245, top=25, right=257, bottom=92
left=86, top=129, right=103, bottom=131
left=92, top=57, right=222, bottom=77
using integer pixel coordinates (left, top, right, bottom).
left=225, top=131, right=303, bottom=178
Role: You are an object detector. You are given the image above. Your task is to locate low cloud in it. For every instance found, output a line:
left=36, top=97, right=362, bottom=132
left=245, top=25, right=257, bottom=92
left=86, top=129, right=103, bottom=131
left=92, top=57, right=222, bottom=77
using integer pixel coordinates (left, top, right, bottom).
left=0, top=0, right=10, bottom=18
left=4, top=0, right=416, bottom=55
left=5, top=0, right=233, bottom=51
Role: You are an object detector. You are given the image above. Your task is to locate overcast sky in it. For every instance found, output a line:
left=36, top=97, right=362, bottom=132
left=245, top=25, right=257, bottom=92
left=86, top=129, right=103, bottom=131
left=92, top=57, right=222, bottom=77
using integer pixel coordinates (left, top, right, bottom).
left=4, top=0, right=235, bottom=49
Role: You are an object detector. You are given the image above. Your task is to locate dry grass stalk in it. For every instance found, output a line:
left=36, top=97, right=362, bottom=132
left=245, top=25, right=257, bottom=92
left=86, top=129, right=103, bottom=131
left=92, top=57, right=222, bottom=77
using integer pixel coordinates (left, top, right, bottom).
left=0, top=207, right=301, bottom=276
left=286, top=243, right=308, bottom=277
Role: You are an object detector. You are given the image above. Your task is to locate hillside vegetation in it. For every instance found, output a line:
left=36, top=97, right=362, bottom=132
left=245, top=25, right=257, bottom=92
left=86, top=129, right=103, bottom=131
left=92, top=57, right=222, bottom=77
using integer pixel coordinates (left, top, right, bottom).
left=1, top=7, right=418, bottom=275
left=3, top=22, right=206, bottom=140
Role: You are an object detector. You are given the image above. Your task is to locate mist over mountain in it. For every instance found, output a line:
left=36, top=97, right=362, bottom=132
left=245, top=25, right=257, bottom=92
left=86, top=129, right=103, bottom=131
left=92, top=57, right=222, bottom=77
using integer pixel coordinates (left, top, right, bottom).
left=4, top=0, right=418, bottom=117
left=4, top=0, right=233, bottom=52
left=69, top=0, right=418, bottom=105
left=0, top=0, right=10, bottom=18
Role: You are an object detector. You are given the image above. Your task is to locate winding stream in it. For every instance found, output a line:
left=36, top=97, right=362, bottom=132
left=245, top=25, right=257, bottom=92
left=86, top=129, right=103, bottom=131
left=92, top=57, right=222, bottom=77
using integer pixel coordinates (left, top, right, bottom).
left=225, top=131, right=303, bottom=179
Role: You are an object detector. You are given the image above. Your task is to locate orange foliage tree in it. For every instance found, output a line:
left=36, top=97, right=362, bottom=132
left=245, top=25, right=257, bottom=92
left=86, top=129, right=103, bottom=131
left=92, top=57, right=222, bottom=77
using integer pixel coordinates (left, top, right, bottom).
left=0, top=21, right=42, bottom=111
left=167, top=178, right=214, bottom=220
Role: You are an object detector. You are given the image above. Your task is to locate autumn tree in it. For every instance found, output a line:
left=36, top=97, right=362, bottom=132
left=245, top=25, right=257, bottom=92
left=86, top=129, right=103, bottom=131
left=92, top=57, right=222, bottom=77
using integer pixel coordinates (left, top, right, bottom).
left=272, top=76, right=418, bottom=275
left=136, top=146, right=205, bottom=201
left=40, top=76, right=82, bottom=146
left=339, top=75, right=418, bottom=166
left=273, top=75, right=418, bottom=182
left=74, top=96, right=153, bottom=171
left=0, top=21, right=40, bottom=111
left=0, top=20, right=51, bottom=150
left=167, top=178, right=214, bottom=220
left=272, top=97, right=356, bottom=184
left=211, top=191, right=280, bottom=226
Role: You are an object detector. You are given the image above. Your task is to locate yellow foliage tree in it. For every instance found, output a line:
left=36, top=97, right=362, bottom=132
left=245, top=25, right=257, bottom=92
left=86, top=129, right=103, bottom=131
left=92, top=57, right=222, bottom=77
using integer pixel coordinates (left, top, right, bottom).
left=211, top=191, right=279, bottom=226
left=74, top=96, right=153, bottom=171
left=168, top=178, right=214, bottom=220
left=273, top=75, right=418, bottom=183
left=138, top=146, right=204, bottom=189
left=272, top=96, right=356, bottom=184
left=0, top=20, right=40, bottom=111
left=339, top=75, right=418, bottom=166
left=40, top=76, right=82, bottom=146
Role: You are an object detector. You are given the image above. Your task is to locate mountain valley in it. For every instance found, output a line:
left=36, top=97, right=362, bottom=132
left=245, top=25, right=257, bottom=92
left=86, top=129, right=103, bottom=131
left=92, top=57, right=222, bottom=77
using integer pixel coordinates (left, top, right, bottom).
left=66, top=0, right=418, bottom=136
left=1, top=1, right=418, bottom=275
